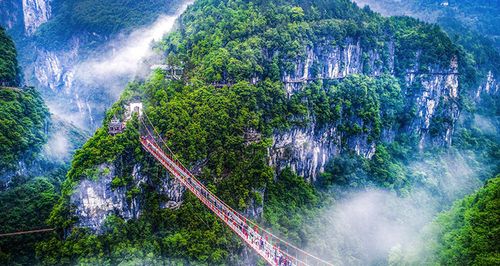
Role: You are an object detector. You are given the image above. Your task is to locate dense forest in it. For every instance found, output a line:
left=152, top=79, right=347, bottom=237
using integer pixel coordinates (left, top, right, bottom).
left=0, top=0, right=498, bottom=265
left=0, top=27, right=49, bottom=176
left=0, top=87, right=49, bottom=177
left=0, top=27, right=86, bottom=265
left=28, top=0, right=499, bottom=265
left=33, top=0, right=182, bottom=49
left=355, top=0, right=500, bottom=50
left=433, top=175, right=500, bottom=265
left=0, top=26, right=18, bottom=86
left=354, top=0, right=500, bottom=83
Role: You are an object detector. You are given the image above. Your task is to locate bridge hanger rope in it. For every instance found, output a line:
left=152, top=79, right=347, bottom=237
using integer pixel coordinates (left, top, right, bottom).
left=0, top=228, right=54, bottom=237
left=140, top=112, right=333, bottom=266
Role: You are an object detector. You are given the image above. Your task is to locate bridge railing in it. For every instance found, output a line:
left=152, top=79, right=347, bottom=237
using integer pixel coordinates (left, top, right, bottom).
left=139, top=116, right=332, bottom=266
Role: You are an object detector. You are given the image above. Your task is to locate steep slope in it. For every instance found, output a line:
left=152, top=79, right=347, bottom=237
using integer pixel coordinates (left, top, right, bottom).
left=0, top=26, right=18, bottom=86
left=0, top=86, right=49, bottom=185
left=354, top=0, right=500, bottom=50
left=408, top=176, right=500, bottom=265
left=0, top=0, right=187, bottom=130
left=433, top=176, right=500, bottom=265
left=0, top=27, right=49, bottom=184
left=351, top=1, right=500, bottom=104
left=0, top=27, right=87, bottom=266
left=34, top=0, right=500, bottom=265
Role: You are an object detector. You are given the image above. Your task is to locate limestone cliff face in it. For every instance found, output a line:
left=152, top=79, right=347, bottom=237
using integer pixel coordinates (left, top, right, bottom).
left=71, top=164, right=185, bottom=231
left=71, top=164, right=143, bottom=231
left=282, top=38, right=394, bottom=96
left=27, top=36, right=107, bottom=129
left=405, top=61, right=460, bottom=149
left=476, top=71, right=500, bottom=98
left=0, top=0, right=23, bottom=31
left=22, top=0, right=51, bottom=35
left=0, top=115, right=87, bottom=190
left=0, top=0, right=51, bottom=35
left=269, top=39, right=461, bottom=180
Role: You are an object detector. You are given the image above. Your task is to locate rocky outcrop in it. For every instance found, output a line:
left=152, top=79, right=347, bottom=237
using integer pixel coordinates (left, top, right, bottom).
left=270, top=40, right=460, bottom=180
left=22, top=0, right=51, bottom=35
left=405, top=60, right=460, bottom=149
left=159, top=177, right=185, bottom=209
left=33, top=44, right=78, bottom=94
left=270, top=122, right=377, bottom=182
left=71, top=164, right=186, bottom=231
left=282, top=38, right=394, bottom=96
left=71, top=164, right=143, bottom=231
left=476, top=71, right=499, bottom=98
left=27, top=36, right=107, bottom=129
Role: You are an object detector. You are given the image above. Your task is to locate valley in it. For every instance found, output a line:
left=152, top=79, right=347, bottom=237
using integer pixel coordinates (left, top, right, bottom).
left=0, top=0, right=498, bottom=265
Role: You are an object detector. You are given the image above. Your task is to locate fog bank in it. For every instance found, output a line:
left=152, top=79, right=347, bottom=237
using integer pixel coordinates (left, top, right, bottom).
left=305, top=151, right=483, bottom=265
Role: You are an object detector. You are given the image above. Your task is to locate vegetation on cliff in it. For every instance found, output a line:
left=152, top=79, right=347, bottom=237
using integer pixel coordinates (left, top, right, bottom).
left=416, top=176, right=500, bottom=265
left=435, top=176, right=500, bottom=265
left=34, top=0, right=498, bottom=265
left=34, top=0, right=181, bottom=49
left=0, top=26, right=18, bottom=86
left=0, top=87, right=49, bottom=175
left=0, top=0, right=492, bottom=265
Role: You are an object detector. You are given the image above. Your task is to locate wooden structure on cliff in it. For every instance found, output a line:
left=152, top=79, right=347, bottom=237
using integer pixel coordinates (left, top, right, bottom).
left=108, top=116, right=125, bottom=135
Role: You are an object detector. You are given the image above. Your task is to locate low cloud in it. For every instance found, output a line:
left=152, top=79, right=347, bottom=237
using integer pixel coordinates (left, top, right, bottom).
left=46, top=1, right=193, bottom=129
left=43, top=131, right=71, bottom=162
left=305, top=151, right=483, bottom=265
left=74, top=2, right=191, bottom=96
left=473, top=114, right=497, bottom=135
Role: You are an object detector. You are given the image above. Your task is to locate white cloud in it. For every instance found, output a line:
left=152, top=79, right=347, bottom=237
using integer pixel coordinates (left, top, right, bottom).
left=75, top=1, right=193, bottom=96
left=43, top=131, right=71, bottom=162
left=304, top=152, right=483, bottom=265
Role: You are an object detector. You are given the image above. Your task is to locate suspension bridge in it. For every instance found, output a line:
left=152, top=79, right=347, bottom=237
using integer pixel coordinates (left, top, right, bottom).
left=0, top=112, right=334, bottom=266
left=140, top=114, right=333, bottom=266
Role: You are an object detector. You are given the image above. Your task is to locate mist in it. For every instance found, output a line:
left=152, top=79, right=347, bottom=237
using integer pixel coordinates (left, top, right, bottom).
left=473, top=114, right=497, bottom=135
left=74, top=1, right=193, bottom=98
left=43, top=131, right=71, bottom=162
left=305, top=151, right=484, bottom=265
left=46, top=1, right=193, bottom=130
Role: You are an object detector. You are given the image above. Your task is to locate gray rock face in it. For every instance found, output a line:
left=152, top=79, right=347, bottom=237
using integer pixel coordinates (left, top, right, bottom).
left=0, top=0, right=51, bottom=35
left=282, top=38, right=394, bottom=96
left=71, top=164, right=186, bottom=231
left=270, top=123, right=376, bottom=182
left=71, top=164, right=142, bottom=231
left=476, top=71, right=499, bottom=98
left=27, top=36, right=108, bottom=129
left=159, top=176, right=185, bottom=209
left=405, top=62, right=460, bottom=149
left=22, top=0, right=51, bottom=35
left=270, top=39, right=461, bottom=180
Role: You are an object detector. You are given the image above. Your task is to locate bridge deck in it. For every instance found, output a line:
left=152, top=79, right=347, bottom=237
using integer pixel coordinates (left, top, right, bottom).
left=140, top=135, right=333, bottom=266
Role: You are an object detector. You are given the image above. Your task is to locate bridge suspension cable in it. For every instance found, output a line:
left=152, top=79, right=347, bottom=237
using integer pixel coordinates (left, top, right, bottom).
left=0, top=228, right=54, bottom=237
left=139, top=113, right=332, bottom=266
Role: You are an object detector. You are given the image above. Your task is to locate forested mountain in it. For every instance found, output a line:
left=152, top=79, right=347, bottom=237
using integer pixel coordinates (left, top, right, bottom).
left=0, top=87, right=48, bottom=180
left=354, top=0, right=500, bottom=50
left=0, top=27, right=18, bottom=86
left=352, top=0, right=500, bottom=95
left=433, top=175, right=500, bottom=265
left=0, top=0, right=185, bottom=130
left=23, top=0, right=499, bottom=265
left=33, top=0, right=182, bottom=49
left=0, top=0, right=498, bottom=265
left=0, top=25, right=87, bottom=265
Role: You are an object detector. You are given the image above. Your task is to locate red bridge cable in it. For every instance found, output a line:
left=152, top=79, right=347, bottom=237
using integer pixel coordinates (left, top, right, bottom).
left=0, top=228, right=54, bottom=237
left=139, top=115, right=332, bottom=266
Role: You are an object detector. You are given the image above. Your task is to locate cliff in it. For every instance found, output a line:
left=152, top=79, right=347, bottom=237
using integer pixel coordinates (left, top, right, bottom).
left=37, top=0, right=500, bottom=264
